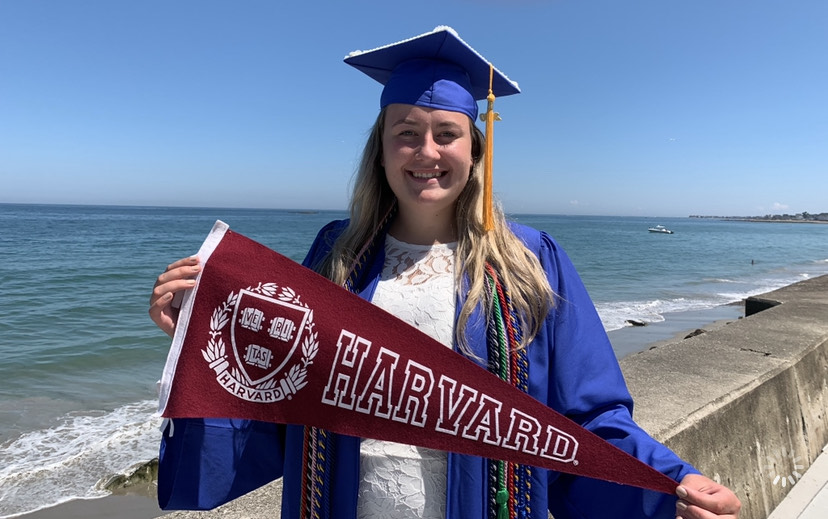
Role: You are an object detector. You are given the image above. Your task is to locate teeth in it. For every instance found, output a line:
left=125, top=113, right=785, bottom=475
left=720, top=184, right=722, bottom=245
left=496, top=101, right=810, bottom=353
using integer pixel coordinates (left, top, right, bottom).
left=411, top=171, right=443, bottom=179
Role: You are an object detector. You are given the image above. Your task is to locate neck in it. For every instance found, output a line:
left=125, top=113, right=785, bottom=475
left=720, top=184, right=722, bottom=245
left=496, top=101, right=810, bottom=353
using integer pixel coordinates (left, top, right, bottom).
left=389, top=207, right=457, bottom=245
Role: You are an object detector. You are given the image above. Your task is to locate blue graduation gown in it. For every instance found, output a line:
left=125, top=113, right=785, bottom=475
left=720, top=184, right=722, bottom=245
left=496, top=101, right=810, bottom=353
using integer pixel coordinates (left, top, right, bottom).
left=158, top=221, right=698, bottom=518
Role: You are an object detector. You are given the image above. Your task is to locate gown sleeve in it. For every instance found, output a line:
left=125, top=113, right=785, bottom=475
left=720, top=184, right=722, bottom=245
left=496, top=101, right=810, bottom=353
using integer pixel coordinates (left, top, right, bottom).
left=157, top=220, right=347, bottom=510
left=528, top=230, right=699, bottom=519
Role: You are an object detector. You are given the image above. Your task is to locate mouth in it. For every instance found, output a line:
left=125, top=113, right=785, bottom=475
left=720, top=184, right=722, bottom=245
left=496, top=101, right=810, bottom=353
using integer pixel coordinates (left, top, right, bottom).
left=409, top=170, right=446, bottom=180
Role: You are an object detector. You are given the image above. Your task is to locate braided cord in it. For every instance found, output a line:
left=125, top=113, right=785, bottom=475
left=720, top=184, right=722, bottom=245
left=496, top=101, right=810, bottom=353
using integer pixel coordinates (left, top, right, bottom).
left=300, top=427, right=312, bottom=518
left=300, top=426, right=320, bottom=519
left=494, top=275, right=531, bottom=519
left=484, top=263, right=532, bottom=519
left=318, top=428, right=333, bottom=516
left=484, top=273, right=500, bottom=517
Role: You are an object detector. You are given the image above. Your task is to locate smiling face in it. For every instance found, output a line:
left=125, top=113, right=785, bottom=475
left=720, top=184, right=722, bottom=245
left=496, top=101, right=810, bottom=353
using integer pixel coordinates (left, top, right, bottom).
left=381, top=104, right=474, bottom=229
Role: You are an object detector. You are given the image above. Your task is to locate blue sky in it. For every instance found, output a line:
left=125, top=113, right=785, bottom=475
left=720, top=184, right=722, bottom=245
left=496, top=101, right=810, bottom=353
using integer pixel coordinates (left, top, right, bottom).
left=1, top=0, right=826, bottom=217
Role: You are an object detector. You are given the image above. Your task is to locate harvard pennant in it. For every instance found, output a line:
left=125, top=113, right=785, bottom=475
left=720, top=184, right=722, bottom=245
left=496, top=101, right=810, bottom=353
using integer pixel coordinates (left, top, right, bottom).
left=158, top=220, right=678, bottom=495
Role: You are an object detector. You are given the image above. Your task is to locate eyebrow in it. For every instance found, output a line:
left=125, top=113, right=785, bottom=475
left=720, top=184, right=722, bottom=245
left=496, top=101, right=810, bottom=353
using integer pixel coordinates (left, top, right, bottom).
left=388, top=117, right=464, bottom=130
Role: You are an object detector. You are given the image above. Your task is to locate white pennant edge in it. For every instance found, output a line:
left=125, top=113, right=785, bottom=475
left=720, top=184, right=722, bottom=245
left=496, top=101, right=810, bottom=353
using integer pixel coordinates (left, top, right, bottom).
left=157, top=220, right=230, bottom=415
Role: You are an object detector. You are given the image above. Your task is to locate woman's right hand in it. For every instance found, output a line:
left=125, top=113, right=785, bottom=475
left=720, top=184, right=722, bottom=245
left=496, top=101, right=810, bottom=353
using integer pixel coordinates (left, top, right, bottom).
left=149, top=256, right=201, bottom=338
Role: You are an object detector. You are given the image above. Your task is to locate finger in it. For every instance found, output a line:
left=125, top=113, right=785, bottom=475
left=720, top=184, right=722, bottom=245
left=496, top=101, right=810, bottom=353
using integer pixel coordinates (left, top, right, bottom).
left=676, top=485, right=739, bottom=517
left=149, top=280, right=195, bottom=312
left=149, top=282, right=195, bottom=337
left=167, top=255, right=200, bottom=271
left=151, top=260, right=200, bottom=297
left=148, top=292, right=177, bottom=337
left=676, top=500, right=738, bottom=519
left=148, top=257, right=201, bottom=338
left=677, top=499, right=707, bottom=519
left=154, top=256, right=199, bottom=288
left=150, top=276, right=197, bottom=306
left=149, top=274, right=199, bottom=337
left=154, top=260, right=201, bottom=288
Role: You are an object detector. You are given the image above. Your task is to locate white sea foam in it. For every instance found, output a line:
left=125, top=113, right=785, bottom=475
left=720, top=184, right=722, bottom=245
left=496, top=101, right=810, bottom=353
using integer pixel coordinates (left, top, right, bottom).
left=596, top=297, right=724, bottom=332
left=597, top=265, right=828, bottom=332
left=0, top=400, right=161, bottom=518
left=599, top=291, right=746, bottom=332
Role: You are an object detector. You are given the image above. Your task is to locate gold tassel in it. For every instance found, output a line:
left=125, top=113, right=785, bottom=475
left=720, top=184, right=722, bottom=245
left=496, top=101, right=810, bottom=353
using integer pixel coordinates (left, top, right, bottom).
left=480, top=63, right=500, bottom=231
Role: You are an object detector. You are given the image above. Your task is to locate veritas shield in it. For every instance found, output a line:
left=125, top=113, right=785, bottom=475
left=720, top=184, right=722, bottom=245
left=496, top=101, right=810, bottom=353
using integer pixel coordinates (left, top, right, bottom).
left=230, top=289, right=310, bottom=386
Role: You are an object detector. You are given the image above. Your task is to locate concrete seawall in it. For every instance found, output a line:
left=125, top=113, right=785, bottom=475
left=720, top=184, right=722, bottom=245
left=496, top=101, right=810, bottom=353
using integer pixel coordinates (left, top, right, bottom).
left=623, top=274, right=828, bottom=519
left=159, top=274, right=828, bottom=519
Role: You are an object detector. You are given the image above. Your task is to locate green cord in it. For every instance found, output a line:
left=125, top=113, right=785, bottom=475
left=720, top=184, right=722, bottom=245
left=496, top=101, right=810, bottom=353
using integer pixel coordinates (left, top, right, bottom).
left=488, top=271, right=510, bottom=519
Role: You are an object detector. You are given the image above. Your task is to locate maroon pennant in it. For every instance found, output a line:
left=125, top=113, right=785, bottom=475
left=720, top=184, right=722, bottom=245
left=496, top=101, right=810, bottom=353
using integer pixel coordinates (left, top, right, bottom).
left=158, top=221, right=677, bottom=495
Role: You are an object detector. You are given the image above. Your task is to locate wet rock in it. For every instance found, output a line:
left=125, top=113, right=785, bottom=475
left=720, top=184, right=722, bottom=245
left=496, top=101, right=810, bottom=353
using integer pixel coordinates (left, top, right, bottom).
left=625, top=319, right=647, bottom=327
left=100, top=458, right=159, bottom=495
left=684, top=328, right=707, bottom=339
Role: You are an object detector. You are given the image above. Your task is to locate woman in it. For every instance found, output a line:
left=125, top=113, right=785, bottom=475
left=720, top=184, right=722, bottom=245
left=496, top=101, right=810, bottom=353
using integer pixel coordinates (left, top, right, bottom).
left=150, top=27, right=740, bottom=519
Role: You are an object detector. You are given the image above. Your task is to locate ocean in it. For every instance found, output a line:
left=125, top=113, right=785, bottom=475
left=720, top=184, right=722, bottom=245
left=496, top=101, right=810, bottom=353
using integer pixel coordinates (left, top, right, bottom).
left=1, top=204, right=826, bottom=517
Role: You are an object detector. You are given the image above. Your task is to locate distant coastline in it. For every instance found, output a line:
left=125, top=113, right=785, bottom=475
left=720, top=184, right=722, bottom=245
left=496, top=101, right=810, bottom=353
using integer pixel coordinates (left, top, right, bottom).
left=690, top=212, right=828, bottom=224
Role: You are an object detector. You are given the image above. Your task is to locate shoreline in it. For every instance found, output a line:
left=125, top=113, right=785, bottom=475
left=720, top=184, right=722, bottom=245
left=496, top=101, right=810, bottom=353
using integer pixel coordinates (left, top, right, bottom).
left=734, top=219, right=828, bottom=224
left=607, top=302, right=744, bottom=359
left=13, top=301, right=747, bottom=519
left=690, top=217, right=828, bottom=224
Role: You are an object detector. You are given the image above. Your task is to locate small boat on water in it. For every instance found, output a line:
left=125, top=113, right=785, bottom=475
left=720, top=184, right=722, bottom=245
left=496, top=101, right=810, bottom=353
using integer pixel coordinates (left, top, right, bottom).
left=648, top=225, right=674, bottom=234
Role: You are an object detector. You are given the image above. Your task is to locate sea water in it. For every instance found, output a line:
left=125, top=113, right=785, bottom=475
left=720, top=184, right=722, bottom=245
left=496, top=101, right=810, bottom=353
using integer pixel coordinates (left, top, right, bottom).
left=1, top=204, right=826, bottom=517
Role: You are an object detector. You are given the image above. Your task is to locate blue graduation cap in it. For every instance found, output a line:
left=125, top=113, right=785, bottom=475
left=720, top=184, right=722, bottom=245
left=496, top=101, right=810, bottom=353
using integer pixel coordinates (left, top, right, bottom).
left=344, top=26, right=520, bottom=121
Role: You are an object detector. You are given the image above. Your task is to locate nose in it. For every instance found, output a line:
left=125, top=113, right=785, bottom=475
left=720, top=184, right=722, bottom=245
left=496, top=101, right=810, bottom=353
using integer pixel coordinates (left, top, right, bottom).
left=416, top=133, right=440, bottom=161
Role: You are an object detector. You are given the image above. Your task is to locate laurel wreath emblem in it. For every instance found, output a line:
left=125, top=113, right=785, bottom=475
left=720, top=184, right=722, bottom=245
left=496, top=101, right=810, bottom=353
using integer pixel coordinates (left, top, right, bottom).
left=201, top=282, right=319, bottom=401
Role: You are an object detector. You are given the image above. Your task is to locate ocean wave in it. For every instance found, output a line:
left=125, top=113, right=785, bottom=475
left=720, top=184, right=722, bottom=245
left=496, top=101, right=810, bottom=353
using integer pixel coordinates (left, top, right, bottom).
left=597, top=298, right=709, bottom=331
left=596, top=264, right=828, bottom=332
left=716, top=281, right=788, bottom=303
left=596, top=292, right=751, bottom=332
left=0, top=400, right=161, bottom=518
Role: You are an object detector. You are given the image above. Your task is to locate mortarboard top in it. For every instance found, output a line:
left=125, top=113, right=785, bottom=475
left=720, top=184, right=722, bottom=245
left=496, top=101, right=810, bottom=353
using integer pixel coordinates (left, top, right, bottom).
left=344, top=26, right=520, bottom=121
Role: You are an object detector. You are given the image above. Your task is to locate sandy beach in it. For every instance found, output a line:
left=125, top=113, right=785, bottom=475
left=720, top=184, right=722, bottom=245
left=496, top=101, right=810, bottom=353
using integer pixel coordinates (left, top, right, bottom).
left=16, top=494, right=165, bottom=519
left=15, top=479, right=288, bottom=519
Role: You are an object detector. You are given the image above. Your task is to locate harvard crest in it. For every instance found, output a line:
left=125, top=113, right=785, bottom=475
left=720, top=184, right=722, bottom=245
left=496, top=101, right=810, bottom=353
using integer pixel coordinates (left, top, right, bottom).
left=202, top=282, right=319, bottom=402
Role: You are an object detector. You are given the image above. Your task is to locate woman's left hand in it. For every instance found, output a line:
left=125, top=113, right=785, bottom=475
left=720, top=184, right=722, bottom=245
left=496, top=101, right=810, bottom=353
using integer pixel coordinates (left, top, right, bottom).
left=676, top=473, right=741, bottom=518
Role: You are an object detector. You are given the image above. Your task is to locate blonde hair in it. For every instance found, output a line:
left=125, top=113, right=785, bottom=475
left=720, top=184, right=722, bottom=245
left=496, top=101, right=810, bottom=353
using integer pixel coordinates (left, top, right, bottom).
left=315, top=108, right=554, bottom=353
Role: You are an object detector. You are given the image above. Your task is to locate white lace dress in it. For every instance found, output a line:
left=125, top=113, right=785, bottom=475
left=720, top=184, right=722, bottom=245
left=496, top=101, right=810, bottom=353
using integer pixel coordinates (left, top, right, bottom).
left=356, top=235, right=457, bottom=519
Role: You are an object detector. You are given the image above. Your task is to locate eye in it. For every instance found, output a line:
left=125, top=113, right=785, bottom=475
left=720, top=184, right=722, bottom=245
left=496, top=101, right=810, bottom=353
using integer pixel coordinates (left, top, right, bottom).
left=435, top=130, right=461, bottom=143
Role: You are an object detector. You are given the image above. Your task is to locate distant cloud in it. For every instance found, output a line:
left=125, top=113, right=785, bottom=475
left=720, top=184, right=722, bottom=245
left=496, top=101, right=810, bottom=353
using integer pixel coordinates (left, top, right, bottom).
left=772, top=202, right=789, bottom=211
left=570, top=200, right=579, bottom=206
